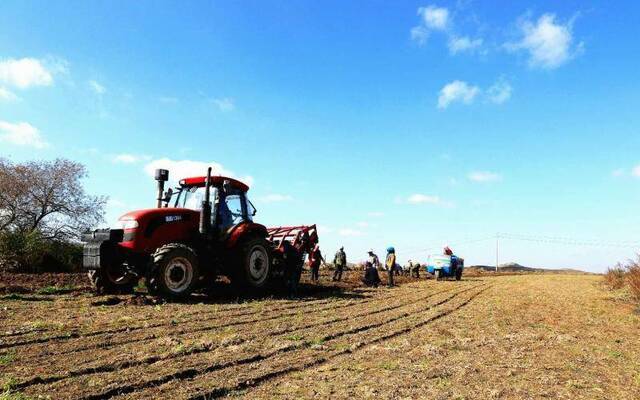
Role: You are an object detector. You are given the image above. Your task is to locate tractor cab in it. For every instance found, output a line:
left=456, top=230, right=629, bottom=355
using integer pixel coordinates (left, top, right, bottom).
left=171, top=176, right=256, bottom=233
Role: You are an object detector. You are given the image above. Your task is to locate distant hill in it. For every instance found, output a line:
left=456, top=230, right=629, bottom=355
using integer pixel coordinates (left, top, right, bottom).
left=467, top=262, right=589, bottom=274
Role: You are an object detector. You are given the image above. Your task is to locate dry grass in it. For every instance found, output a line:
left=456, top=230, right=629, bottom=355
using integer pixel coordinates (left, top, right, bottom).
left=626, top=264, right=640, bottom=301
left=605, top=257, right=640, bottom=302
left=605, top=265, right=628, bottom=289
left=1, top=273, right=639, bottom=399
left=250, top=275, right=640, bottom=400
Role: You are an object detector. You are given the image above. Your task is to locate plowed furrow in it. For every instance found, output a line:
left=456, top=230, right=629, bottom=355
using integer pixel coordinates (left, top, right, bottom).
left=7, top=291, right=380, bottom=366
left=0, top=292, right=373, bottom=350
left=13, top=285, right=459, bottom=390
left=43, top=285, right=479, bottom=400
left=123, top=286, right=489, bottom=400
left=2, top=282, right=378, bottom=341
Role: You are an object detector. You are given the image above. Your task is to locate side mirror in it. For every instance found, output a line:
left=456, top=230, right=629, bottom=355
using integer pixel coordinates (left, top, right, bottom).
left=223, top=179, right=231, bottom=194
left=162, top=188, right=173, bottom=207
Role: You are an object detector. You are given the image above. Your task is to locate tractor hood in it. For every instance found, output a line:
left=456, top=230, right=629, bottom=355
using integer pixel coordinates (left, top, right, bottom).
left=117, top=207, right=200, bottom=228
left=115, top=208, right=200, bottom=252
left=119, top=207, right=200, bottom=221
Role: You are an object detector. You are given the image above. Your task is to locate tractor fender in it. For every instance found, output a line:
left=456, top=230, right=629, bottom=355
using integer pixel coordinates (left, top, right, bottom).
left=225, top=222, right=269, bottom=249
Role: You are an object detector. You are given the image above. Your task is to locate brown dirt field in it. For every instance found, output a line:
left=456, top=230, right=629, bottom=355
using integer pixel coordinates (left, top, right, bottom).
left=1, top=272, right=638, bottom=399
left=0, top=273, right=89, bottom=295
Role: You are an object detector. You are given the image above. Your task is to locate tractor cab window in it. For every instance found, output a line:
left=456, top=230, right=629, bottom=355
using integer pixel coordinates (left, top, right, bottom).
left=223, top=194, right=244, bottom=225
left=177, top=186, right=217, bottom=210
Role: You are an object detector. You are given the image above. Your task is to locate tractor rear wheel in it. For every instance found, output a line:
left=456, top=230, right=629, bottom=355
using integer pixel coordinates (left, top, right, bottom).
left=434, top=269, right=442, bottom=281
left=88, top=266, right=136, bottom=295
left=233, top=237, right=272, bottom=289
left=149, top=244, right=200, bottom=299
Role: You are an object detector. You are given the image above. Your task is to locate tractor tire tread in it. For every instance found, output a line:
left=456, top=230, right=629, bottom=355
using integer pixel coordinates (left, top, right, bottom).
left=231, top=236, right=272, bottom=290
left=149, top=243, right=199, bottom=299
left=88, top=269, right=134, bottom=295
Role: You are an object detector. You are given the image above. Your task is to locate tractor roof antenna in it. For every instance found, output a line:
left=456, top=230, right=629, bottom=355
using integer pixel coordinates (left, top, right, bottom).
left=154, top=169, right=169, bottom=208
left=200, top=167, right=213, bottom=235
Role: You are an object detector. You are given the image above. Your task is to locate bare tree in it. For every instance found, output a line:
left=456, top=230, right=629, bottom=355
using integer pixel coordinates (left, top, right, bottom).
left=0, top=158, right=107, bottom=241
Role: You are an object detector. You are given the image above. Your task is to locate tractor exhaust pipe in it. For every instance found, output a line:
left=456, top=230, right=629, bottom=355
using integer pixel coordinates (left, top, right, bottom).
left=154, top=169, right=169, bottom=208
left=200, top=167, right=212, bottom=235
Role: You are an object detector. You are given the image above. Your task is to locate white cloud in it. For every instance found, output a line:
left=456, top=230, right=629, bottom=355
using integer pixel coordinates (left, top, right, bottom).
left=112, top=153, right=151, bottom=164
left=339, top=228, right=364, bottom=237
left=411, top=5, right=450, bottom=45
left=0, top=58, right=53, bottom=88
left=0, top=120, right=48, bottom=148
left=0, top=87, right=19, bottom=102
left=89, top=80, right=106, bottom=94
left=144, top=158, right=253, bottom=187
left=407, top=194, right=442, bottom=205
left=108, top=198, right=127, bottom=209
left=448, top=36, right=483, bottom=54
left=258, top=194, right=293, bottom=203
left=611, top=168, right=625, bottom=178
left=213, top=97, right=235, bottom=112
left=468, top=171, right=502, bottom=183
left=487, top=79, right=512, bottom=104
left=419, top=6, right=449, bottom=30
left=632, top=166, right=640, bottom=178
left=410, top=26, right=430, bottom=45
left=368, top=211, right=384, bottom=217
left=437, top=80, right=480, bottom=109
left=509, top=13, right=581, bottom=69
left=317, top=225, right=333, bottom=234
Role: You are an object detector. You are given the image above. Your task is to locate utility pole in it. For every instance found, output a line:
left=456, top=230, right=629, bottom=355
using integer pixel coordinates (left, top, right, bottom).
left=495, top=233, right=499, bottom=273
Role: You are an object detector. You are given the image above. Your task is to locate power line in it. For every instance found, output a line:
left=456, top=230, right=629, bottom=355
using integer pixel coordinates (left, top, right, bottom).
left=497, top=232, right=640, bottom=248
left=402, top=236, right=495, bottom=256
left=400, top=232, right=640, bottom=261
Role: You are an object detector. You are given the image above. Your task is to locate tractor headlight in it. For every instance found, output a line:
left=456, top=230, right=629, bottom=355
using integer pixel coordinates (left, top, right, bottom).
left=115, top=218, right=139, bottom=230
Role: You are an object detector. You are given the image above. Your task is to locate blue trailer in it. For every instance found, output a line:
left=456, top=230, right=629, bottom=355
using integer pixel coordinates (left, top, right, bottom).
left=426, top=254, right=464, bottom=281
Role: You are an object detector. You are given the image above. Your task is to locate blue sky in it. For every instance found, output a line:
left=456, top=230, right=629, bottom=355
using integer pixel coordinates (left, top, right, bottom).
left=1, top=1, right=639, bottom=272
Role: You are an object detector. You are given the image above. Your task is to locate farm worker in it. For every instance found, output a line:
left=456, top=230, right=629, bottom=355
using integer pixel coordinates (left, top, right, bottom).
left=394, top=259, right=402, bottom=276
left=367, top=250, right=380, bottom=270
left=362, top=261, right=381, bottom=287
left=217, top=196, right=234, bottom=229
left=282, top=241, right=301, bottom=297
left=405, top=260, right=415, bottom=277
left=309, top=244, right=325, bottom=282
left=332, top=246, right=347, bottom=282
left=385, top=247, right=396, bottom=287
left=412, top=261, right=421, bottom=278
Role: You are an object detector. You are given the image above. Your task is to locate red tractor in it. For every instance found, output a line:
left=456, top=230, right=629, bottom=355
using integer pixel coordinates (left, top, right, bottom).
left=82, top=168, right=318, bottom=298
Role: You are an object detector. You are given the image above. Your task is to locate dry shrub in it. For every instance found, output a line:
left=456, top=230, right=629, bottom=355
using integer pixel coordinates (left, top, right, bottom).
left=626, top=263, right=640, bottom=301
left=604, top=265, right=627, bottom=290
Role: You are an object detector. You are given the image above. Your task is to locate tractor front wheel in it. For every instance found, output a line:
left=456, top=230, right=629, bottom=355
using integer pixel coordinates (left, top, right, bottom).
left=149, top=244, right=200, bottom=299
left=455, top=269, right=462, bottom=281
left=88, top=266, right=136, bottom=295
left=233, top=237, right=272, bottom=289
